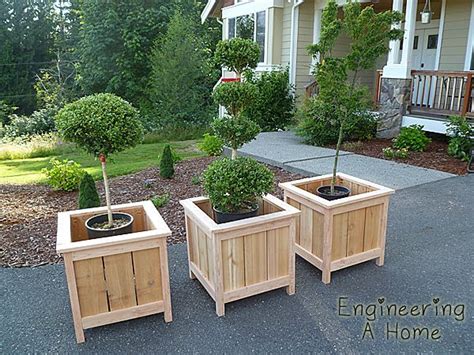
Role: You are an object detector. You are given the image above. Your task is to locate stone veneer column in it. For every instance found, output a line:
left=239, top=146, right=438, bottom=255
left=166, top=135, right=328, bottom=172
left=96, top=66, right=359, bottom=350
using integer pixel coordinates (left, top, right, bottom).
left=376, top=78, right=412, bottom=139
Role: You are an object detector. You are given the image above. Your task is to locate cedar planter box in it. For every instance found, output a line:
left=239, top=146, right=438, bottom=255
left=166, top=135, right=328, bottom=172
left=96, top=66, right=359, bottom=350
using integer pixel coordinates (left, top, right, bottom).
left=279, top=173, right=394, bottom=284
left=56, top=201, right=172, bottom=343
left=180, top=194, right=300, bottom=316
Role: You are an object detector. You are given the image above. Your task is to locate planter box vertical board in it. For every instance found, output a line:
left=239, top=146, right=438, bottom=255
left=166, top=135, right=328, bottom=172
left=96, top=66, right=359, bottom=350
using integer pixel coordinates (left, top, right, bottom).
left=57, top=201, right=172, bottom=343
left=280, top=173, right=394, bottom=284
left=180, top=194, right=300, bottom=316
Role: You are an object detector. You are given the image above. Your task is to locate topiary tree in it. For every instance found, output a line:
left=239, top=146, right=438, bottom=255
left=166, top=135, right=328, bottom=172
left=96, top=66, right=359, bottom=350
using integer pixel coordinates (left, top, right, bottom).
left=305, top=0, right=403, bottom=195
left=214, top=38, right=260, bottom=79
left=160, top=144, right=174, bottom=179
left=79, top=172, right=101, bottom=209
left=55, top=93, right=143, bottom=227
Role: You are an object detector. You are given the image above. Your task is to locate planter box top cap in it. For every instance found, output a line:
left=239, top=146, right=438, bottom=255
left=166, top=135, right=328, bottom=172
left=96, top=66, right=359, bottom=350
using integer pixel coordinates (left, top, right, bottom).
left=279, top=173, right=395, bottom=209
left=56, top=201, right=171, bottom=254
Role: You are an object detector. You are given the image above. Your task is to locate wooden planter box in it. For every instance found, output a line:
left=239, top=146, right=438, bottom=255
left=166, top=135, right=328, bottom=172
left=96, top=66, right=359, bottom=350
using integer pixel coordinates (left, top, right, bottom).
left=279, top=173, right=394, bottom=284
left=180, top=194, right=300, bottom=316
left=56, top=201, right=172, bottom=343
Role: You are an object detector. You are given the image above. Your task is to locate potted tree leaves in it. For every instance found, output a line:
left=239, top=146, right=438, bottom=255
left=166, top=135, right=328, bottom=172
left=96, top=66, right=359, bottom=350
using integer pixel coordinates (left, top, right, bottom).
left=280, top=0, right=402, bottom=283
left=180, top=38, right=300, bottom=316
left=55, top=93, right=143, bottom=238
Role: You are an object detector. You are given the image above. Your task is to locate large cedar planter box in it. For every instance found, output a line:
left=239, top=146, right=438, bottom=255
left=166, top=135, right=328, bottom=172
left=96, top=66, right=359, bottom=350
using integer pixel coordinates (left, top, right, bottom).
left=180, top=194, right=300, bottom=316
left=279, top=173, right=394, bottom=284
left=57, top=201, right=172, bottom=343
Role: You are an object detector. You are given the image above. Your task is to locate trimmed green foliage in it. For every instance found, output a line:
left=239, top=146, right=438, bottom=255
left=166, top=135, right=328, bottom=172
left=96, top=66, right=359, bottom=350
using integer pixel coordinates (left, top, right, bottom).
left=214, top=38, right=260, bottom=76
left=160, top=144, right=174, bottom=179
left=382, top=147, right=408, bottom=159
left=213, top=81, right=257, bottom=117
left=79, top=172, right=101, bottom=209
left=212, top=116, right=260, bottom=152
left=151, top=193, right=170, bottom=208
left=202, top=157, right=274, bottom=213
left=55, top=93, right=143, bottom=158
left=198, top=133, right=224, bottom=156
left=42, top=158, right=85, bottom=191
left=245, top=69, right=295, bottom=131
left=446, top=115, right=473, bottom=161
left=393, top=125, right=431, bottom=152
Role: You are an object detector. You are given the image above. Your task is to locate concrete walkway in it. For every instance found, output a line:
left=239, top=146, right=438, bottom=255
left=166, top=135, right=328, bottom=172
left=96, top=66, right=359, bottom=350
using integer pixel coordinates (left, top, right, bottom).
left=1, top=175, right=473, bottom=353
left=237, top=131, right=455, bottom=190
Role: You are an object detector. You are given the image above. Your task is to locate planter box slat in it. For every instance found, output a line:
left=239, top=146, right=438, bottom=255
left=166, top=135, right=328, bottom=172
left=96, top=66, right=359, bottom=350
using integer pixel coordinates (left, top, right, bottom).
left=57, top=201, right=172, bottom=343
left=181, top=195, right=299, bottom=316
left=280, top=173, right=394, bottom=284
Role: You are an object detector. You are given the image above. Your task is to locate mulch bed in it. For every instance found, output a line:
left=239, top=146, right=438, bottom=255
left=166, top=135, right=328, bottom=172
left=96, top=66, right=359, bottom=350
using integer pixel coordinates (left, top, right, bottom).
left=336, top=138, right=467, bottom=176
left=0, top=157, right=302, bottom=268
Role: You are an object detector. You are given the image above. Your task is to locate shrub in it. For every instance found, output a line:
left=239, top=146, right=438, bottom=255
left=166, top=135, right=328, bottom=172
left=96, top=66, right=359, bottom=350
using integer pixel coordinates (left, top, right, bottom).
left=245, top=69, right=295, bottom=131
left=213, top=81, right=257, bottom=117
left=42, top=158, right=85, bottom=192
left=151, top=193, right=170, bottom=208
left=393, top=125, right=431, bottom=152
left=297, top=99, right=376, bottom=146
left=0, top=100, right=17, bottom=126
left=446, top=115, right=473, bottom=161
left=78, top=172, right=101, bottom=209
left=55, top=93, right=143, bottom=226
left=382, top=147, right=408, bottom=159
left=198, top=133, right=224, bottom=156
left=2, top=108, right=56, bottom=139
left=191, top=175, right=201, bottom=185
left=214, top=38, right=260, bottom=77
left=212, top=115, right=260, bottom=153
left=202, top=157, right=274, bottom=213
left=160, top=144, right=174, bottom=178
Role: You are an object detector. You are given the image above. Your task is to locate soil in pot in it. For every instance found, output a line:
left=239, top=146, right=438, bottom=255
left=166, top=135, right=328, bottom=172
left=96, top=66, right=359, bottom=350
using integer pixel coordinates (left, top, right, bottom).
left=213, top=204, right=259, bottom=224
left=85, top=212, right=134, bottom=239
left=316, top=185, right=351, bottom=201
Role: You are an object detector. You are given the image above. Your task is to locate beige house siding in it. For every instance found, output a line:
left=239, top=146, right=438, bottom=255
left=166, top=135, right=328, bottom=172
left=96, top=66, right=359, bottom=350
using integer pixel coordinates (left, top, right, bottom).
left=268, top=7, right=283, bottom=65
left=280, top=0, right=292, bottom=67
left=439, top=0, right=471, bottom=71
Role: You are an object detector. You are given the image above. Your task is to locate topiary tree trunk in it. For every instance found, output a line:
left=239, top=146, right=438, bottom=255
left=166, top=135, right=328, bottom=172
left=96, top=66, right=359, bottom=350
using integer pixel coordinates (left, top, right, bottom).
left=99, top=154, right=113, bottom=227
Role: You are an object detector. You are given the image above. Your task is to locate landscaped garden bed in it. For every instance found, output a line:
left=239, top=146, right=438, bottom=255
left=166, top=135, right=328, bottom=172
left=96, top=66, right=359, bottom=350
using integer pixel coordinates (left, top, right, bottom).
left=0, top=157, right=302, bottom=267
left=336, top=137, right=467, bottom=175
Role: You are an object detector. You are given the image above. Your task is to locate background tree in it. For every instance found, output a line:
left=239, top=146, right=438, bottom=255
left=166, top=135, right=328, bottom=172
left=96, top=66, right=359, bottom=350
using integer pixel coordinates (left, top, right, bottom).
left=148, top=10, right=218, bottom=129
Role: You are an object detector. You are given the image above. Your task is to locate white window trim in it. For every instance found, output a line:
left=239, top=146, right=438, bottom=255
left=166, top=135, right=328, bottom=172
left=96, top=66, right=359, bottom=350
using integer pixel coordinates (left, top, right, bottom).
left=224, top=9, right=269, bottom=65
left=222, top=0, right=283, bottom=19
left=464, top=0, right=474, bottom=70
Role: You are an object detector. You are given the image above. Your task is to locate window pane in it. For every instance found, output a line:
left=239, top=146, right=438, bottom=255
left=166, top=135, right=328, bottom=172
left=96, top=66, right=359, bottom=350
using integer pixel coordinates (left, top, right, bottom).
left=236, top=14, right=254, bottom=40
left=228, top=18, right=235, bottom=39
left=256, top=11, right=265, bottom=62
left=427, top=34, right=438, bottom=49
left=413, top=36, right=418, bottom=50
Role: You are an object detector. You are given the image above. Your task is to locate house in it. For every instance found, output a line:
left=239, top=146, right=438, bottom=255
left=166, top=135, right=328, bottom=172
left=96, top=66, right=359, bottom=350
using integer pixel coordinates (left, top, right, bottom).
left=202, top=0, right=474, bottom=137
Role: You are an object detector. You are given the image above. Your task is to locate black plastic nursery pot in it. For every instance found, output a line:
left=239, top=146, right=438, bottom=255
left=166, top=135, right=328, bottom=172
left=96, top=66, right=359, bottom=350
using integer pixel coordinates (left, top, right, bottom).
left=85, top=212, right=134, bottom=239
left=213, top=204, right=259, bottom=224
left=316, top=185, right=351, bottom=201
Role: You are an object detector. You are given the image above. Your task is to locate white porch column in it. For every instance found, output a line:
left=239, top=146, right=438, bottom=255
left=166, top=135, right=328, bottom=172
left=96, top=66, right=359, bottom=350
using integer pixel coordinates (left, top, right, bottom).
left=310, top=1, right=324, bottom=71
left=385, top=0, right=403, bottom=66
left=383, top=0, right=417, bottom=79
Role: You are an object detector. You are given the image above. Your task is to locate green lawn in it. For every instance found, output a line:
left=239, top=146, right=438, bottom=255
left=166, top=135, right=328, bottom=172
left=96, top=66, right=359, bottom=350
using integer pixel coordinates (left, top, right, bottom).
left=0, top=140, right=204, bottom=185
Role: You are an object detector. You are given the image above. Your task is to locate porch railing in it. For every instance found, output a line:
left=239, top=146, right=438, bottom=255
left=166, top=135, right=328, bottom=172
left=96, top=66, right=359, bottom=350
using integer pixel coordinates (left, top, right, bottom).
left=410, top=70, right=474, bottom=118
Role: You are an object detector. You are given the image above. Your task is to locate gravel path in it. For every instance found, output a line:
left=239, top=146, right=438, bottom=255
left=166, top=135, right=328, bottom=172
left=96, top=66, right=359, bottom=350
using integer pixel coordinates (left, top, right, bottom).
left=0, top=157, right=302, bottom=267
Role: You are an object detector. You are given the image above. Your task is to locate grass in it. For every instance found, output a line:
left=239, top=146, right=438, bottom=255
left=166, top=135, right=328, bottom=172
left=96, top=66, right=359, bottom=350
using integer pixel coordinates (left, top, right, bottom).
left=0, top=140, right=204, bottom=185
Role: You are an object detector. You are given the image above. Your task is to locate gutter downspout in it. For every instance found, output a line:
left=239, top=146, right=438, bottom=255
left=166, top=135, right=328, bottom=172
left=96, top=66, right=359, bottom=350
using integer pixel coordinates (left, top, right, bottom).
left=289, top=0, right=305, bottom=88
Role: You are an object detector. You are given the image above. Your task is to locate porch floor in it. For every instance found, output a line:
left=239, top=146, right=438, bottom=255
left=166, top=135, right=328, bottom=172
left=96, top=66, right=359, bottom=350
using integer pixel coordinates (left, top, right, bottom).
left=234, top=131, right=454, bottom=189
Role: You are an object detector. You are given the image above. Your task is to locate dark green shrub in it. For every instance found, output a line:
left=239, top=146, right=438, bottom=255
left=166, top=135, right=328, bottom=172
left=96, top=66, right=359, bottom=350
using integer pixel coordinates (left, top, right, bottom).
left=212, top=116, right=260, bottom=153
left=0, top=100, right=16, bottom=126
left=151, top=193, right=170, bottom=208
left=3, top=108, right=56, bottom=139
left=245, top=69, right=295, bottom=131
left=79, top=172, right=101, bottom=209
left=214, top=38, right=260, bottom=77
left=198, top=133, right=224, bottom=156
left=393, top=125, right=431, bottom=152
left=42, top=158, right=85, bottom=192
left=202, top=157, right=274, bottom=213
left=446, top=115, right=473, bottom=161
left=160, top=144, right=174, bottom=178
left=213, top=81, right=257, bottom=117
left=382, top=147, right=408, bottom=159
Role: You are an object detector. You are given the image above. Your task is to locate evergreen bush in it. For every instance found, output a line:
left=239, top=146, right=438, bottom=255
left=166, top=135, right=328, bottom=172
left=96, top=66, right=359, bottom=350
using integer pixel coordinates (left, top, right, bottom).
left=78, top=172, right=101, bottom=209
left=160, top=144, right=175, bottom=178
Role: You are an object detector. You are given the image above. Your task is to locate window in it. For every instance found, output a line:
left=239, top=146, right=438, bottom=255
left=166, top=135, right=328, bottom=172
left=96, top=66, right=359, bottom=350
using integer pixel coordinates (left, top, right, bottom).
left=427, top=34, right=438, bottom=49
left=227, top=10, right=266, bottom=63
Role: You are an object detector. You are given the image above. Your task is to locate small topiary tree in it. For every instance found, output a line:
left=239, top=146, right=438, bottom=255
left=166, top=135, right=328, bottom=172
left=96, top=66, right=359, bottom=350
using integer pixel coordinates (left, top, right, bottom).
left=79, top=172, right=101, bottom=209
left=55, top=93, right=143, bottom=227
left=214, top=38, right=260, bottom=79
left=304, top=0, right=403, bottom=196
left=160, top=144, right=175, bottom=179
